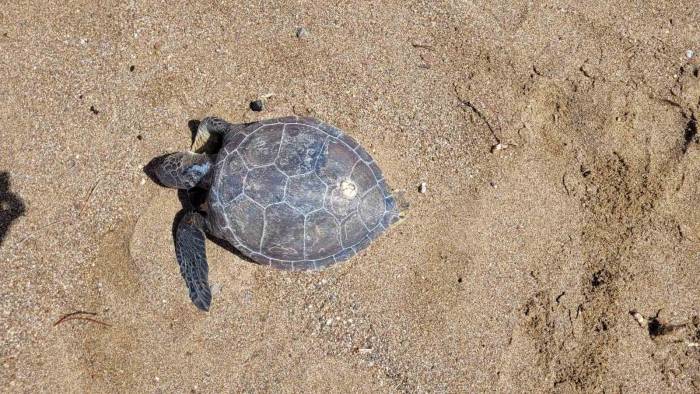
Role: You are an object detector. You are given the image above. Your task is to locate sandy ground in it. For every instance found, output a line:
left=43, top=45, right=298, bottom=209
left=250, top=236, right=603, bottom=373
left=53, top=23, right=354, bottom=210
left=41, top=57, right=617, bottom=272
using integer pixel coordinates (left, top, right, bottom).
left=2, top=1, right=700, bottom=392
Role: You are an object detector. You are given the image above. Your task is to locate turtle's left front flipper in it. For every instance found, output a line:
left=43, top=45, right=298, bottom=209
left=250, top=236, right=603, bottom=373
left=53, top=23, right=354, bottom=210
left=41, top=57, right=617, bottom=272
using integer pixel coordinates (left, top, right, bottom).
left=175, top=212, right=212, bottom=311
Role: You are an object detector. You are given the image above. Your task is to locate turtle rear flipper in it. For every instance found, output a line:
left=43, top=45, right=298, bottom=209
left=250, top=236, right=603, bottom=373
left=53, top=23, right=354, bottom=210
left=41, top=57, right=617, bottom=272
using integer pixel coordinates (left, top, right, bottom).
left=175, top=212, right=211, bottom=311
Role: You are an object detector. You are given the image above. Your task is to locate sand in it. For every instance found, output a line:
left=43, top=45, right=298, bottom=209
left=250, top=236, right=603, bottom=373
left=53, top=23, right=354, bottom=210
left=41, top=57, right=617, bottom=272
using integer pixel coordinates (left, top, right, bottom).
left=2, top=1, right=700, bottom=392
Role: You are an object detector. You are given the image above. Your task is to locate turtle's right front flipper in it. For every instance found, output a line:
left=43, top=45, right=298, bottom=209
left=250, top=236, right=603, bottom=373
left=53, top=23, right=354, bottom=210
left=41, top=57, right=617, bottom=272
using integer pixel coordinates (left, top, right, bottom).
left=175, top=212, right=211, bottom=311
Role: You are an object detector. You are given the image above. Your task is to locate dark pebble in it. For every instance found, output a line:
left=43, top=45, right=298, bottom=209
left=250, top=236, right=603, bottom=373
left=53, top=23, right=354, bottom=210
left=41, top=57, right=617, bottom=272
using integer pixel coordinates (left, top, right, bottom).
left=296, top=27, right=309, bottom=38
left=250, top=100, right=264, bottom=112
left=136, top=134, right=143, bottom=140
left=90, top=105, right=99, bottom=115
left=129, top=65, right=135, bottom=72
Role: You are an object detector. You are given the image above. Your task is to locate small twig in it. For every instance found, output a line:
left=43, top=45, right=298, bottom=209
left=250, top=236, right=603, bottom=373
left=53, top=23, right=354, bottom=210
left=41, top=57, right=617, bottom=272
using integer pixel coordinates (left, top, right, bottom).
left=54, top=310, right=110, bottom=327
left=562, top=173, right=570, bottom=196
left=411, top=42, right=434, bottom=50
left=15, top=217, right=73, bottom=246
left=77, top=178, right=103, bottom=217
left=62, top=316, right=111, bottom=327
left=54, top=310, right=97, bottom=326
left=453, top=83, right=501, bottom=146
left=555, top=291, right=566, bottom=303
left=652, top=96, right=682, bottom=109
left=463, top=101, right=500, bottom=144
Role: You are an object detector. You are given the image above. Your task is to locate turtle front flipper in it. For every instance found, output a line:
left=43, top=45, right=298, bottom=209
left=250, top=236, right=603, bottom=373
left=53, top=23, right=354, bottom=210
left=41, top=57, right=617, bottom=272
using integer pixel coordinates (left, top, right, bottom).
left=175, top=211, right=212, bottom=311
left=193, top=116, right=250, bottom=153
left=193, top=117, right=233, bottom=153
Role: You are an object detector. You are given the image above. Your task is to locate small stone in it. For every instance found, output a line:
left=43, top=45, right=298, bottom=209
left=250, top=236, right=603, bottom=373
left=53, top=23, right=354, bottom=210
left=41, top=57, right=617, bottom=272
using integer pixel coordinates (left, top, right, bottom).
left=241, top=289, right=253, bottom=304
left=630, top=310, right=646, bottom=326
left=325, top=318, right=333, bottom=326
left=250, top=100, right=264, bottom=112
left=211, top=283, right=222, bottom=296
left=296, top=27, right=309, bottom=38
left=418, top=182, right=427, bottom=194
left=686, top=49, right=695, bottom=59
left=140, top=178, right=146, bottom=186
left=490, top=142, right=508, bottom=152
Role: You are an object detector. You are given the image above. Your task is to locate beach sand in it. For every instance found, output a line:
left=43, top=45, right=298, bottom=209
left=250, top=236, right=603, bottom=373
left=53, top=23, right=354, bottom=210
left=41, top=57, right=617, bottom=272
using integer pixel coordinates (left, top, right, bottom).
left=2, top=1, right=699, bottom=392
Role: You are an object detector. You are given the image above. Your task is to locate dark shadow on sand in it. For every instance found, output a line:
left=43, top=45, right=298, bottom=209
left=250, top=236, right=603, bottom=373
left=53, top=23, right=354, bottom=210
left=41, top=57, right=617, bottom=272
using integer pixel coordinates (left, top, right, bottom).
left=0, top=172, right=26, bottom=247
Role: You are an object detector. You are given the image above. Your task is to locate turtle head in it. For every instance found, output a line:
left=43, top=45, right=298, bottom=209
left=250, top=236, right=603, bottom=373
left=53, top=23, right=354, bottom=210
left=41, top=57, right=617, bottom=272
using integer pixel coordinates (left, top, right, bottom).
left=145, top=152, right=215, bottom=189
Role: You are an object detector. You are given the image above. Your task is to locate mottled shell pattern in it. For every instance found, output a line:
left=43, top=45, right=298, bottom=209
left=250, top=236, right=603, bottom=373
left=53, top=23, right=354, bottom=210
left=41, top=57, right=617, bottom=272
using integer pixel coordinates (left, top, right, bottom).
left=208, top=116, right=399, bottom=270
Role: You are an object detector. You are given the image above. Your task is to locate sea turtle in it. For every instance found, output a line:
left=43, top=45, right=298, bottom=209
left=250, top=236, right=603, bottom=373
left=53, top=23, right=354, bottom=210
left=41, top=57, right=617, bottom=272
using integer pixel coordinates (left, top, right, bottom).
left=150, top=116, right=402, bottom=310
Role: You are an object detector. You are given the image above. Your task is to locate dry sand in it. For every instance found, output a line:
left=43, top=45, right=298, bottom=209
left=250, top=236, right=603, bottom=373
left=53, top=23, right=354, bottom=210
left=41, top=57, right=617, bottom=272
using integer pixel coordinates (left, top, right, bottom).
left=2, top=1, right=700, bottom=392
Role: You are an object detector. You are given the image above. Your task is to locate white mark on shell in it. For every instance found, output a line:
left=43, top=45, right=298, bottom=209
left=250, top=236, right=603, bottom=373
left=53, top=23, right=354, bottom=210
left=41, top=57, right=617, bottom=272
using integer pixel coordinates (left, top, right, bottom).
left=339, top=179, right=357, bottom=199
